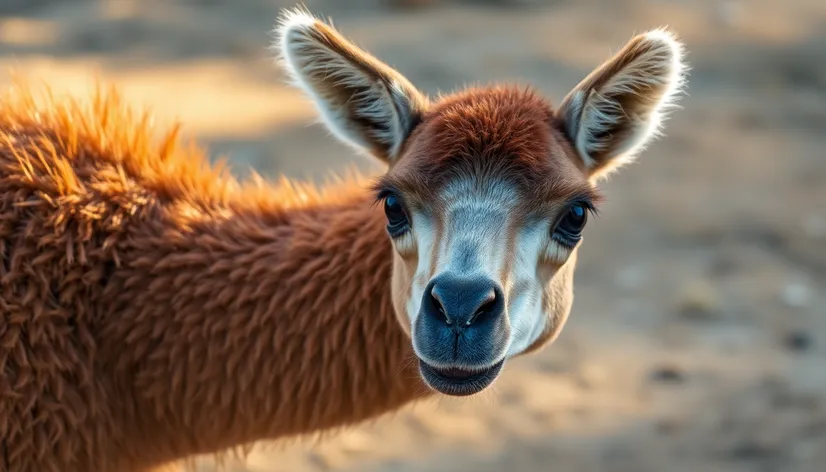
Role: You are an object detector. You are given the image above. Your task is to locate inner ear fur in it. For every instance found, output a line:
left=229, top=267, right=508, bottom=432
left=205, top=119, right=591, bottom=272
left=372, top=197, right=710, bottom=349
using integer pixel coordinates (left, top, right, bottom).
left=273, top=7, right=429, bottom=164
left=557, top=28, right=688, bottom=179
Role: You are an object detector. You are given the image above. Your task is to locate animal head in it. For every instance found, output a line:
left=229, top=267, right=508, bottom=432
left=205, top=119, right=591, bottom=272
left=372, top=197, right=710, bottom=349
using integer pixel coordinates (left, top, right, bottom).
left=273, top=7, right=687, bottom=396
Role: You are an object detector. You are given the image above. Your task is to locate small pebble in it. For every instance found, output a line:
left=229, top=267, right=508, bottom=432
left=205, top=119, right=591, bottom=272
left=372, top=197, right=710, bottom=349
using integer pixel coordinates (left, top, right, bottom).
left=677, top=280, right=719, bottom=320
left=576, top=362, right=607, bottom=390
left=656, top=417, right=681, bottom=434
left=730, top=438, right=778, bottom=460
left=338, top=431, right=373, bottom=455
left=709, top=253, right=737, bottom=276
left=649, top=365, right=685, bottom=383
left=784, top=330, right=813, bottom=353
left=307, top=451, right=336, bottom=471
left=781, top=279, right=812, bottom=308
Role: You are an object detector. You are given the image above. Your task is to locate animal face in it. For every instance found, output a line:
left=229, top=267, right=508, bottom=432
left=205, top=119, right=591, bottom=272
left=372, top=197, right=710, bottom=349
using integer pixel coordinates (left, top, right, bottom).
left=274, top=7, right=687, bottom=396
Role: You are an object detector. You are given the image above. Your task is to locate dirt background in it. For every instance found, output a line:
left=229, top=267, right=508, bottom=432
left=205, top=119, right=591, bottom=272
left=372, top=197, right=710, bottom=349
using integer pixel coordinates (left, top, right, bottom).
left=2, top=0, right=825, bottom=471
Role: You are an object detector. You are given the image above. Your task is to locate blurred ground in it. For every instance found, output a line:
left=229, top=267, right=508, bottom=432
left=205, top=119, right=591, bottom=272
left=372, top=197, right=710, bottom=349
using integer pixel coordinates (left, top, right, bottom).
left=2, top=0, right=825, bottom=471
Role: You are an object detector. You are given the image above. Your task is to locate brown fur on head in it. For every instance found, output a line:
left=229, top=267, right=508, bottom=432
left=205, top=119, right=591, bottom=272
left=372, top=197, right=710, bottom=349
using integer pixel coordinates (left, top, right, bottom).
left=274, top=6, right=687, bottom=396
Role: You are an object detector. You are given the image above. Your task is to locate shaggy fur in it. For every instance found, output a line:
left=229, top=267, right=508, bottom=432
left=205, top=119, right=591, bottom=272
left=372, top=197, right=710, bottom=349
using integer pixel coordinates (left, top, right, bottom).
left=375, top=86, right=602, bottom=217
left=0, top=83, right=427, bottom=472
left=275, top=4, right=686, bottom=395
left=0, top=6, right=687, bottom=470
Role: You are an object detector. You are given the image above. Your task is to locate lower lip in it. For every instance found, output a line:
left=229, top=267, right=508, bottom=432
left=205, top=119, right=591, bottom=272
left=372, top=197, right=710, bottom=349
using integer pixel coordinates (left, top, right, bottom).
left=418, top=358, right=506, bottom=396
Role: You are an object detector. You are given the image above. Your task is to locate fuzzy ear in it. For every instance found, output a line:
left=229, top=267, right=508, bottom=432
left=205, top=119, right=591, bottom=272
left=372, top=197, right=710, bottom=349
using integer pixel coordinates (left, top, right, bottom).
left=557, top=29, right=687, bottom=179
left=273, top=8, right=429, bottom=164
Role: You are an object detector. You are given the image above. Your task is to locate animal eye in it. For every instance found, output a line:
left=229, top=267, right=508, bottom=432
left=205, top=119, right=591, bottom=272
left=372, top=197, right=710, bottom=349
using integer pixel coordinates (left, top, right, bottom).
left=384, top=194, right=410, bottom=237
left=553, top=203, right=588, bottom=245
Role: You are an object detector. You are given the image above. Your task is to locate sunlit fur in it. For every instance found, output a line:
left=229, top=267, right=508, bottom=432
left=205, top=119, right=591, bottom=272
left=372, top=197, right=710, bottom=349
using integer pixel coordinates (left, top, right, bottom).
left=0, top=82, right=426, bottom=472
left=0, top=6, right=687, bottom=471
left=557, top=28, right=688, bottom=180
left=276, top=7, right=687, bottom=376
left=274, top=6, right=428, bottom=162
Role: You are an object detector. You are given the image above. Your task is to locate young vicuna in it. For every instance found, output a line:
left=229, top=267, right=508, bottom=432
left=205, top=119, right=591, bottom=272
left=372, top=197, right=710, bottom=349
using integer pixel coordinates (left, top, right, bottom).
left=0, top=7, right=686, bottom=472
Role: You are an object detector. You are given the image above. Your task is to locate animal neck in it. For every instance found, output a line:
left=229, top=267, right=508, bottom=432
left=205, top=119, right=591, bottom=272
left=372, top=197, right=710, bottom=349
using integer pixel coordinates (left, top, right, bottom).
left=100, top=179, right=430, bottom=469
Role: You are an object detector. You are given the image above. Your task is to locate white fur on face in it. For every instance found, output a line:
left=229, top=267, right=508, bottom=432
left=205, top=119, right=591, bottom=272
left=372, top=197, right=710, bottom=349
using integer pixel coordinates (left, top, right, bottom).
left=504, top=221, right=553, bottom=357
left=404, top=211, right=435, bottom=325
left=397, top=178, right=574, bottom=359
left=271, top=6, right=688, bottom=362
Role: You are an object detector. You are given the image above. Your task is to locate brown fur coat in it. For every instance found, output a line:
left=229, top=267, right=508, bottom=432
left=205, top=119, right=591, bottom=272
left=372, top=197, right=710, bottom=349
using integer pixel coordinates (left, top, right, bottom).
left=0, top=83, right=428, bottom=472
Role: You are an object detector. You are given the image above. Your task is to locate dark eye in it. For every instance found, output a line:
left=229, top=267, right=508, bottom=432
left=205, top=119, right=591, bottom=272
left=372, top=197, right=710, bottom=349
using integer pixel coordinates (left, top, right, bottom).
left=553, top=203, right=588, bottom=245
left=384, top=194, right=410, bottom=237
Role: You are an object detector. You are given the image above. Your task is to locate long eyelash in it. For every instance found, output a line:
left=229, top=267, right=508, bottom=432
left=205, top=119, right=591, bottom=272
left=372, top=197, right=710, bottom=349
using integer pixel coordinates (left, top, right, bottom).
left=568, top=195, right=600, bottom=218
left=371, top=187, right=395, bottom=207
left=583, top=204, right=600, bottom=219
left=369, top=177, right=393, bottom=204
left=548, top=199, right=598, bottom=230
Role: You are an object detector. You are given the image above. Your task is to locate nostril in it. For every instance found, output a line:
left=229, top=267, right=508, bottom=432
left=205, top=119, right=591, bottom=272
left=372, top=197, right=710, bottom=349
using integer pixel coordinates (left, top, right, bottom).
left=430, top=291, right=451, bottom=325
left=424, top=275, right=504, bottom=328
left=468, top=292, right=497, bottom=325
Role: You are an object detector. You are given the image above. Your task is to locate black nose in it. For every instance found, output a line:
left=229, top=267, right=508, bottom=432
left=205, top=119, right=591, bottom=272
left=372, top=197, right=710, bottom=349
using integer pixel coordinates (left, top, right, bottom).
left=423, top=273, right=505, bottom=328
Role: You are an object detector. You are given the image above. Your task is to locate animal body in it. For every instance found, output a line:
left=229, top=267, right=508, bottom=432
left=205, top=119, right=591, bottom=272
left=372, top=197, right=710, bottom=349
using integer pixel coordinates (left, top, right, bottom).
left=0, top=6, right=687, bottom=472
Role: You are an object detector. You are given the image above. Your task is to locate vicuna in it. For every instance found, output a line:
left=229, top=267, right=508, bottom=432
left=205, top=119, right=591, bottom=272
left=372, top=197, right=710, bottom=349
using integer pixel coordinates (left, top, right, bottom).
left=0, top=6, right=687, bottom=472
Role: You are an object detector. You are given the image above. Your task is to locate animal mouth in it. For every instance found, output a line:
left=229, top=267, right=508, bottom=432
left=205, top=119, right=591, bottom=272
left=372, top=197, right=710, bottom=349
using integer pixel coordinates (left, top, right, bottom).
left=418, top=358, right=505, bottom=396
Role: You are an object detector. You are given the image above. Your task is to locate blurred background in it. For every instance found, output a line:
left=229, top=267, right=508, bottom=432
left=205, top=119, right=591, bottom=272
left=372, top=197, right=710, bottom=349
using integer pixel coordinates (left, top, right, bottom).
left=2, top=0, right=825, bottom=470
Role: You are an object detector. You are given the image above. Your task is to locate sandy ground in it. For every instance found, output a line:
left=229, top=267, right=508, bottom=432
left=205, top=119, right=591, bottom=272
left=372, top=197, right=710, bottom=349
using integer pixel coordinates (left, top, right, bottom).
left=2, top=0, right=825, bottom=471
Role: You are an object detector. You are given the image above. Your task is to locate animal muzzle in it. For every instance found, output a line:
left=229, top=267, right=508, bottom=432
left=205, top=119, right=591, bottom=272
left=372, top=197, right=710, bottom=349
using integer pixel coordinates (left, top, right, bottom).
left=412, top=272, right=510, bottom=396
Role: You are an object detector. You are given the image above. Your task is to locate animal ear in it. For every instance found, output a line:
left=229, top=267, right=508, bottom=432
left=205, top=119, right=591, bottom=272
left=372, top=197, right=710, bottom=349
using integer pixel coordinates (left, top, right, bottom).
left=556, top=29, right=687, bottom=180
left=273, top=8, right=429, bottom=164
